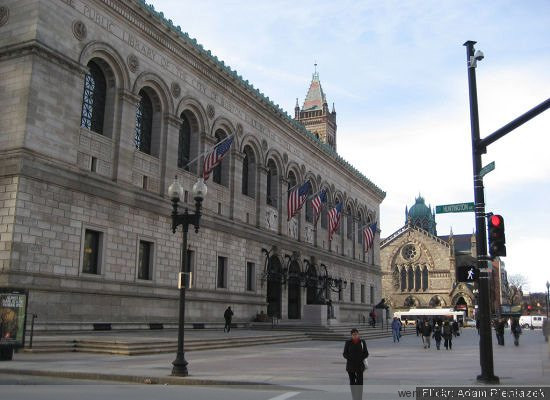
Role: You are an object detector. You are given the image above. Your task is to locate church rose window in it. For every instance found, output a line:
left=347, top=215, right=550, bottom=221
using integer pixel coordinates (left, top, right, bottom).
left=402, top=244, right=417, bottom=260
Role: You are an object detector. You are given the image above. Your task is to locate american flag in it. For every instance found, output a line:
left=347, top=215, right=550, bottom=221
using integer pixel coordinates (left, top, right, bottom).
left=288, top=180, right=310, bottom=220
left=203, top=136, right=234, bottom=181
left=363, top=223, right=377, bottom=253
left=312, top=189, right=327, bottom=225
left=328, top=202, right=343, bottom=241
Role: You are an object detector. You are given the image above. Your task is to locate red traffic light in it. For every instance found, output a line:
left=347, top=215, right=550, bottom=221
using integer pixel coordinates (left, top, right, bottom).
left=490, top=215, right=503, bottom=227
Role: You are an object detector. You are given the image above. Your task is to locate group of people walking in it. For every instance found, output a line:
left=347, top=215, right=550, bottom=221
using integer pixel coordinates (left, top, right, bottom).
left=415, top=318, right=460, bottom=350
left=494, top=316, right=522, bottom=346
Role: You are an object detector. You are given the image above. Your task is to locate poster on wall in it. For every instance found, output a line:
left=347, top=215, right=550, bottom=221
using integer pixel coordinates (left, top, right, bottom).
left=0, top=288, right=28, bottom=348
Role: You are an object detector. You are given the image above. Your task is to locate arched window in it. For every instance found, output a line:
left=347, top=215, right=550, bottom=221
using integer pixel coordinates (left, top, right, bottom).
left=135, top=89, right=153, bottom=154
left=241, top=146, right=256, bottom=197
left=305, top=190, right=313, bottom=223
left=266, top=159, right=278, bottom=207
left=321, top=205, right=328, bottom=229
left=357, top=212, right=364, bottom=245
left=80, top=60, right=106, bottom=134
left=407, top=268, right=414, bottom=291
left=422, top=266, right=429, bottom=291
left=287, top=171, right=297, bottom=198
left=400, top=268, right=407, bottom=291
left=212, top=129, right=230, bottom=186
left=242, top=152, right=249, bottom=195
left=177, top=113, right=191, bottom=170
left=414, top=267, right=421, bottom=291
left=346, top=206, right=353, bottom=240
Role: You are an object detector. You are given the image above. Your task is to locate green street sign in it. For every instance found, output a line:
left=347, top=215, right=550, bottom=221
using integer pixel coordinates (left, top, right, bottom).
left=435, top=202, right=475, bottom=214
left=480, top=161, right=495, bottom=178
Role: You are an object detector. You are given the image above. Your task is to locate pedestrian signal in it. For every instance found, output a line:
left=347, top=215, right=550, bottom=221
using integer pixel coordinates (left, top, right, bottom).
left=487, top=214, right=506, bottom=259
left=456, top=265, right=478, bottom=282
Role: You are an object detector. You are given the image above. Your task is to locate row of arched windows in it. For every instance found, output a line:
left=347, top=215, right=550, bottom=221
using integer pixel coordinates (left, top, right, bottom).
left=397, top=266, right=429, bottom=292
left=79, top=57, right=375, bottom=239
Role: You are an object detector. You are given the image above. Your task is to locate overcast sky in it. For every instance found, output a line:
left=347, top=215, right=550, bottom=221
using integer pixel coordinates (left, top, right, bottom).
left=149, top=0, right=550, bottom=293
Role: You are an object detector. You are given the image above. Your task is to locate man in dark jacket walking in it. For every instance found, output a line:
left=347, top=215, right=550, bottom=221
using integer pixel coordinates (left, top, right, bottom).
left=343, top=328, right=369, bottom=400
left=421, top=320, right=433, bottom=349
left=223, top=306, right=233, bottom=333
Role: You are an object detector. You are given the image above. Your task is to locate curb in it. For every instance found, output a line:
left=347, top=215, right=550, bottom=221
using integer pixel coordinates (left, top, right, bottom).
left=0, top=368, right=301, bottom=390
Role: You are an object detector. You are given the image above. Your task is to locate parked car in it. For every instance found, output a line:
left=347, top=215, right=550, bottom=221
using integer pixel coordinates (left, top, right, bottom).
left=519, top=315, right=547, bottom=329
left=463, top=318, right=476, bottom=327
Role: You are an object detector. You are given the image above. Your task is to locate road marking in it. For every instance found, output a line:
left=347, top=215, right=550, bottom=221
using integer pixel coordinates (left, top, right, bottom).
left=268, top=392, right=300, bottom=400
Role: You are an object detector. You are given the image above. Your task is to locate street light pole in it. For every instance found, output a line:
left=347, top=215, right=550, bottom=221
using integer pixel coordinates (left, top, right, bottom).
left=464, top=40, right=499, bottom=384
left=168, top=176, right=207, bottom=377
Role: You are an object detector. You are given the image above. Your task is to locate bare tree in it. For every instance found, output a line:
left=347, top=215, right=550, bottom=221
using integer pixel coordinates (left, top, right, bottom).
left=505, top=274, right=528, bottom=306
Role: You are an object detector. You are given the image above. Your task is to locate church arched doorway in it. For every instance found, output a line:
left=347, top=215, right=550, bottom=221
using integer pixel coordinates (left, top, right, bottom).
left=455, top=296, right=468, bottom=315
left=266, top=255, right=282, bottom=318
left=287, top=261, right=301, bottom=319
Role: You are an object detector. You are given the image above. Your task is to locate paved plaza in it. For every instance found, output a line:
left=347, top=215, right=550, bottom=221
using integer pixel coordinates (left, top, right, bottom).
left=0, top=327, right=548, bottom=399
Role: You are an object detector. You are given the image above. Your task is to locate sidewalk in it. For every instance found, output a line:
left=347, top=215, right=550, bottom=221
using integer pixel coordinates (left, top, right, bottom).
left=1, top=328, right=549, bottom=388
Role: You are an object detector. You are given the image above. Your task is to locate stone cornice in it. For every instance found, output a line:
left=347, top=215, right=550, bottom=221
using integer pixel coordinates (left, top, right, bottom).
left=0, top=39, right=87, bottom=75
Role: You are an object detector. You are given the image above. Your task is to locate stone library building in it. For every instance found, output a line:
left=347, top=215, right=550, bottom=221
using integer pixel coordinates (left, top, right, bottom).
left=0, top=0, right=385, bottom=328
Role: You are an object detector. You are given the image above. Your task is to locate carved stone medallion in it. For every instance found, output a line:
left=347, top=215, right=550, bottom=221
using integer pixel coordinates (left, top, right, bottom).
left=72, top=20, right=87, bottom=41
left=171, top=82, right=181, bottom=98
left=0, top=7, right=9, bottom=27
left=236, top=123, right=243, bottom=137
left=283, top=153, right=288, bottom=164
left=261, top=139, right=268, bottom=151
left=127, top=54, right=139, bottom=73
left=207, top=104, right=215, bottom=119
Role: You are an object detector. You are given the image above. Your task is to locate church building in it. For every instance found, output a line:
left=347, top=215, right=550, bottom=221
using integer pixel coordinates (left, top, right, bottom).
left=380, top=196, right=476, bottom=317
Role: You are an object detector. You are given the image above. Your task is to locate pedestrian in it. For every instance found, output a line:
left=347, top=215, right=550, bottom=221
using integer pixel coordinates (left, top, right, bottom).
left=421, top=320, right=432, bottom=349
left=404, top=318, right=408, bottom=331
left=442, top=320, right=453, bottom=350
left=452, top=320, right=459, bottom=337
left=432, top=325, right=442, bottom=350
left=391, top=317, right=402, bottom=343
left=495, top=318, right=505, bottom=346
left=223, top=306, right=233, bottom=333
left=475, top=318, right=480, bottom=334
left=369, top=310, right=376, bottom=328
left=510, top=317, right=521, bottom=346
left=343, top=328, right=369, bottom=400
left=416, top=319, right=421, bottom=336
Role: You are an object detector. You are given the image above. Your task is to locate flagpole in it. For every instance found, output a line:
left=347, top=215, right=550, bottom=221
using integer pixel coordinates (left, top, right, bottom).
left=182, top=134, right=235, bottom=171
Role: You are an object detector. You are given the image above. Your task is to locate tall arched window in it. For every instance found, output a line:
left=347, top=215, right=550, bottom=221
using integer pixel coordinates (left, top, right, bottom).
left=422, top=266, right=429, bottom=291
left=177, top=113, right=191, bottom=170
left=357, top=212, right=364, bottom=245
left=407, top=268, right=414, bottom=291
left=266, top=159, right=278, bottom=207
left=287, top=171, right=297, bottom=201
left=414, top=267, right=421, bottom=291
left=242, top=152, right=249, bottom=195
left=321, top=205, right=328, bottom=229
left=213, top=129, right=229, bottom=186
left=346, top=206, right=353, bottom=240
left=241, top=146, right=256, bottom=197
left=80, top=60, right=106, bottom=134
left=135, top=89, right=153, bottom=154
left=305, top=195, right=313, bottom=222
left=400, top=268, right=407, bottom=291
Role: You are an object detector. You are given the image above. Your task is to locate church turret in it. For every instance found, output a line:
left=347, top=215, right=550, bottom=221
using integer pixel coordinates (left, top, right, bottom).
left=295, top=65, right=337, bottom=150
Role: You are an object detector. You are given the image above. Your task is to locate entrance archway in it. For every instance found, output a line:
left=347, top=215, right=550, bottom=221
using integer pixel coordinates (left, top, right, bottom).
left=266, top=255, right=282, bottom=318
left=287, top=261, right=301, bottom=319
left=455, top=296, right=468, bottom=315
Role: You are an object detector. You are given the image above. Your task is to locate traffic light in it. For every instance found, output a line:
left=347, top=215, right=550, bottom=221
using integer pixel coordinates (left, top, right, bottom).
left=487, top=214, right=506, bottom=258
left=456, top=265, right=479, bottom=282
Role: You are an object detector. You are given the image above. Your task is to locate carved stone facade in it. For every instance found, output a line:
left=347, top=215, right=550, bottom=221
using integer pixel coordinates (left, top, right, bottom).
left=380, top=224, right=476, bottom=317
left=0, top=0, right=385, bottom=325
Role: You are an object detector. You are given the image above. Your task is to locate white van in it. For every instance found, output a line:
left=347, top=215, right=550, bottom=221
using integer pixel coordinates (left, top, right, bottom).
left=519, top=315, right=547, bottom=328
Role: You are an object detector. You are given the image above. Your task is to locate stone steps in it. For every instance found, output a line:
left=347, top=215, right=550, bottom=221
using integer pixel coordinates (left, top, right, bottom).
left=22, top=333, right=309, bottom=356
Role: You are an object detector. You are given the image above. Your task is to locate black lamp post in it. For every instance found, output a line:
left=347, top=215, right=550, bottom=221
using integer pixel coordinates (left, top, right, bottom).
left=546, top=281, right=549, bottom=318
left=168, top=176, right=207, bottom=377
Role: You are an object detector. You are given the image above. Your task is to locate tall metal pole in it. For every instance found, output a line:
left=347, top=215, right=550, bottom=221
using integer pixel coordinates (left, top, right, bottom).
left=464, top=40, right=499, bottom=384
left=172, top=210, right=189, bottom=377
left=546, top=282, right=549, bottom=318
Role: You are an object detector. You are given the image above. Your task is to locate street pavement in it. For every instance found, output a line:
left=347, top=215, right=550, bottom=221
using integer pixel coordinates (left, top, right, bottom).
left=0, top=327, right=548, bottom=400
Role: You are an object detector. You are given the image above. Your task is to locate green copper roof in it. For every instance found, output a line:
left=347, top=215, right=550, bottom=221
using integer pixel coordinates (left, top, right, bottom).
left=136, top=1, right=385, bottom=199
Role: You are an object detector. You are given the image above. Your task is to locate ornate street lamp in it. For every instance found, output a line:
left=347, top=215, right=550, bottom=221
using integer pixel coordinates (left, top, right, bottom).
left=168, top=176, right=207, bottom=377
